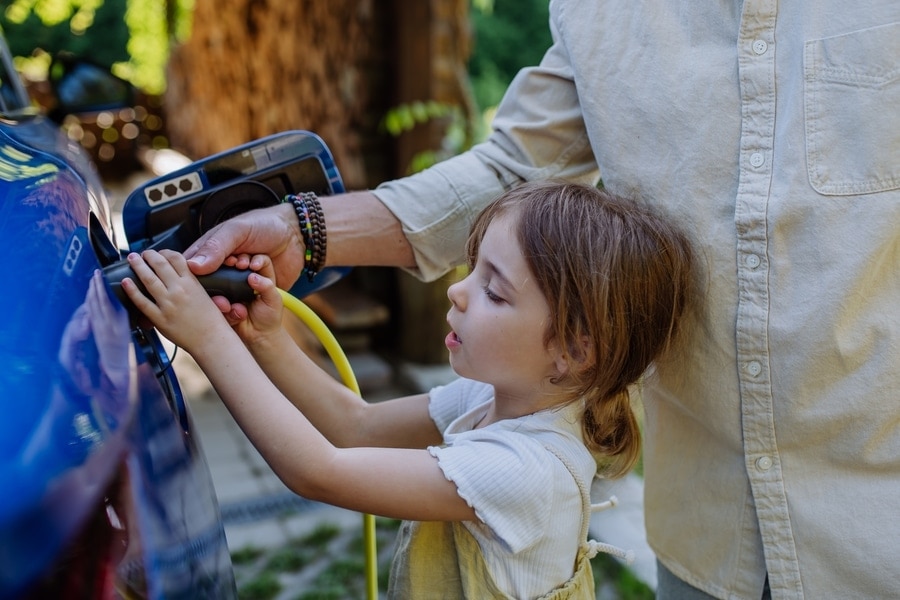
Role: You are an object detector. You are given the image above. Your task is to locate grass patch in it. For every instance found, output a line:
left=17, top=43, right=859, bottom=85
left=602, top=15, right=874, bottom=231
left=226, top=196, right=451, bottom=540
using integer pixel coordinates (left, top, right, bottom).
left=237, top=571, right=282, bottom=600
left=296, top=522, right=341, bottom=550
left=591, top=552, right=654, bottom=599
left=265, top=546, right=314, bottom=572
left=231, top=545, right=265, bottom=565
left=294, top=585, right=348, bottom=600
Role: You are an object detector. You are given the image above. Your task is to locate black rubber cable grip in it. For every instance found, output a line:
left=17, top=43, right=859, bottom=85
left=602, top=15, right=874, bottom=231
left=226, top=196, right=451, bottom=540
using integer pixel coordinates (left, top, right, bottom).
left=102, top=261, right=255, bottom=311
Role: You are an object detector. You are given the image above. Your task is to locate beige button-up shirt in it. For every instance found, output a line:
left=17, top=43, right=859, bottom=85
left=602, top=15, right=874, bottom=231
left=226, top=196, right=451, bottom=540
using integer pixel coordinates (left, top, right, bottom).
left=374, top=1, right=900, bottom=598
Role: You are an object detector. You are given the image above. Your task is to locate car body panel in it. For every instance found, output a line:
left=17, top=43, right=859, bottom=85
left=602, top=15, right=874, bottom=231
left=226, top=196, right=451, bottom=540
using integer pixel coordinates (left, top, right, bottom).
left=0, top=40, right=235, bottom=598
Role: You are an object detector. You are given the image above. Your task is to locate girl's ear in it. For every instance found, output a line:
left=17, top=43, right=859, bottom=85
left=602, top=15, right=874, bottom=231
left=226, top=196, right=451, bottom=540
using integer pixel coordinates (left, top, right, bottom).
left=551, top=335, right=593, bottom=378
left=553, top=351, right=570, bottom=378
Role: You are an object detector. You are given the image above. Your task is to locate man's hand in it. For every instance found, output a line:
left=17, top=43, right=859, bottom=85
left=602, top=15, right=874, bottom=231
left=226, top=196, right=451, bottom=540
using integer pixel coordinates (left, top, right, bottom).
left=184, top=203, right=305, bottom=286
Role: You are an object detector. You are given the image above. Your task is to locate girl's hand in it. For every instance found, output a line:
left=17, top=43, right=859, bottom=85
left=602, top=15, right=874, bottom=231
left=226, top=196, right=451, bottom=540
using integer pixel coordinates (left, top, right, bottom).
left=232, top=257, right=286, bottom=347
left=122, top=249, right=230, bottom=352
left=211, top=253, right=276, bottom=325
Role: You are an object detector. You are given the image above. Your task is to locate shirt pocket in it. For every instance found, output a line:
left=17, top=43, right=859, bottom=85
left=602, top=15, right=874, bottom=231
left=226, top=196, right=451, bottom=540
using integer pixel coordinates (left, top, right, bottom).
left=804, top=22, right=900, bottom=196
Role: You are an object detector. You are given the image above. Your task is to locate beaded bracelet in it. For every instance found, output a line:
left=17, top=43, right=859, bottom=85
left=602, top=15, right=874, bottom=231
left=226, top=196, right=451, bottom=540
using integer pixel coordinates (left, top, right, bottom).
left=285, top=192, right=327, bottom=282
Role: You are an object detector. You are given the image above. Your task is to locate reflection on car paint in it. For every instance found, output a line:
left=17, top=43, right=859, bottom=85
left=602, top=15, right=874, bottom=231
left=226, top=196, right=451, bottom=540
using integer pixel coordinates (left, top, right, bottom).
left=0, top=143, right=60, bottom=185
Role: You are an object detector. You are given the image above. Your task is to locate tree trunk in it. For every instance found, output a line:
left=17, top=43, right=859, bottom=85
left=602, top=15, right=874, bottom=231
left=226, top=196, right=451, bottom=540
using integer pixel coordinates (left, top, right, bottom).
left=391, top=0, right=474, bottom=364
left=164, top=0, right=391, bottom=189
left=164, top=0, right=475, bottom=365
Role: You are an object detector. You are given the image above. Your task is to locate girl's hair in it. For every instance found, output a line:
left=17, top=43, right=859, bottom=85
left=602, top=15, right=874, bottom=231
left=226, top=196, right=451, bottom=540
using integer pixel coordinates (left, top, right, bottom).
left=466, top=180, right=695, bottom=477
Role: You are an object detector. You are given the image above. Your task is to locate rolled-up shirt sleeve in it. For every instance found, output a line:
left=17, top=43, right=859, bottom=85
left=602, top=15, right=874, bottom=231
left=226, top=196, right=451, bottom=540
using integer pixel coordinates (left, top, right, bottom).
left=372, top=9, right=599, bottom=281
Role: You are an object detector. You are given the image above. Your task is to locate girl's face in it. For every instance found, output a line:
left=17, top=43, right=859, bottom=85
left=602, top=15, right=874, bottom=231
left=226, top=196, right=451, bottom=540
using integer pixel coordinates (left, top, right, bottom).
left=446, top=213, right=567, bottom=410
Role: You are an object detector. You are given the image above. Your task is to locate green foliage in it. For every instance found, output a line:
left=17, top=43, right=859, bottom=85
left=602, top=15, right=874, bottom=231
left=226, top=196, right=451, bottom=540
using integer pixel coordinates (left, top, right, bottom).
left=381, top=100, right=455, bottom=138
left=384, top=0, right=553, bottom=174
left=234, top=516, right=654, bottom=600
left=265, top=546, right=314, bottom=572
left=119, top=0, right=170, bottom=92
left=470, top=0, right=494, bottom=14
left=1, top=0, right=192, bottom=94
left=2, top=0, right=129, bottom=67
left=296, top=521, right=342, bottom=549
left=305, top=556, right=366, bottom=596
left=4, top=0, right=104, bottom=30
left=231, top=518, right=401, bottom=600
left=381, top=100, right=472, bottom=174
left=468, top=0, right=552, bottom=111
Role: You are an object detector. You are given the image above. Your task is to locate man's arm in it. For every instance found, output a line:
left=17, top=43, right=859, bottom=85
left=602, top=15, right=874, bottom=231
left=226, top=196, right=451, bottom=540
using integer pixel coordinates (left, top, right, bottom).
left=184, top=190, right=416, bottom=286
left=320, top=191, right=417, bottom=269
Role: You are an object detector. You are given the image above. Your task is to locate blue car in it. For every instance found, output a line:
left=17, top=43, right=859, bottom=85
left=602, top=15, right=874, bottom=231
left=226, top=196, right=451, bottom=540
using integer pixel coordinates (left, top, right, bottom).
left=0, top=37, right=238, bottom=598
left=0, top=32, right=349, bottom=598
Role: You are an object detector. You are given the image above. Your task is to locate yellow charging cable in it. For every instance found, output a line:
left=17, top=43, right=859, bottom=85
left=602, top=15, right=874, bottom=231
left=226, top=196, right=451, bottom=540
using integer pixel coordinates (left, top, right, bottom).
left=277, top=288, right=379, bottom=600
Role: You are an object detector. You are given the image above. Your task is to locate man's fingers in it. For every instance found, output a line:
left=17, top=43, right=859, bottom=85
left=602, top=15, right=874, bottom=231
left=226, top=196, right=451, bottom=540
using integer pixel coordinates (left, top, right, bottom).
left=184, top=221, right=241, bottom=275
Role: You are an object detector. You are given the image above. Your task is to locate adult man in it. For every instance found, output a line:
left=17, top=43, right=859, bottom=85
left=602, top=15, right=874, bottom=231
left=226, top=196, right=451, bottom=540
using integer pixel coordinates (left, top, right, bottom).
left=187, top=1, right=900, bottom=597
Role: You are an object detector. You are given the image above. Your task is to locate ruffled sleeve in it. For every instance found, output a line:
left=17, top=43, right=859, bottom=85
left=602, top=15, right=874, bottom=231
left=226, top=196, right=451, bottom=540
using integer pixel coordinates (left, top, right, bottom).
left=428, top=378, right=494, bottom=433
left=428, top=431, right=560, bottom=553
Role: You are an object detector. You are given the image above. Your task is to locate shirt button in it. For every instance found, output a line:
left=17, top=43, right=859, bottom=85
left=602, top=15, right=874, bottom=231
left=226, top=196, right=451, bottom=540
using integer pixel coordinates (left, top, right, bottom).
left=750, top=152, right=765, bottom=168
left=747, top=361, right=762, bottom=376
left=752, top=39, right=768, bottom=55
left=745, top=253, right=761, bottom=269
left=756, top=456, right=773, bottom=471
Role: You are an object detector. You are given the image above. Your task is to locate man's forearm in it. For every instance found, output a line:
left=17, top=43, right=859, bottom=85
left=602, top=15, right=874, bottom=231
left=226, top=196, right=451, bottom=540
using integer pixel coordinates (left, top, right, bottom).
left=320, top=191, right=417, bottom=269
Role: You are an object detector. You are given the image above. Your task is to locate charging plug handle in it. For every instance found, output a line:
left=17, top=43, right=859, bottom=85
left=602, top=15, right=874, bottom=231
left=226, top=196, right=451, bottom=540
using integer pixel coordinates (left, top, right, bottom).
left=196, top=268, right=256, bottom=303
left=103, top=261, right=255, bottom=310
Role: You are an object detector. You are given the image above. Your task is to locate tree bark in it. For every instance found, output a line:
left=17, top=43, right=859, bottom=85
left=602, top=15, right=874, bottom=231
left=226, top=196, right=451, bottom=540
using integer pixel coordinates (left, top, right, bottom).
left=164, top=0, right=475, bottom=365
left=164, top=0, right=388, bottom=189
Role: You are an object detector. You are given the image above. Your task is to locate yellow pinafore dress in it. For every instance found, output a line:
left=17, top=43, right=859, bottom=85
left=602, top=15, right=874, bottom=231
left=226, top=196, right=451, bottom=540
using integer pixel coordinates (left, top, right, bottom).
left=386, top=446, right=630, bottom=599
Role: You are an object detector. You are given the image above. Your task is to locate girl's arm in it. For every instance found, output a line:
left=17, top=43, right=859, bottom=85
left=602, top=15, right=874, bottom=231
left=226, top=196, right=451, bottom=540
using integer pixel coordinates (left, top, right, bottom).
left=200, top=251, right=443, bottom=450
left=239, top=305, right=442, bottom=450
left=122, top=250, right=474, bottom=522
left=195, top=338, right=470, bottom=521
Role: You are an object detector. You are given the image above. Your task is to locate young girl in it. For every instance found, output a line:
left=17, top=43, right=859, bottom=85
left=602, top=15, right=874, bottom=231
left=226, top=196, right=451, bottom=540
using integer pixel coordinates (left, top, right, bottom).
left=122, top=180, right=695, bottom=599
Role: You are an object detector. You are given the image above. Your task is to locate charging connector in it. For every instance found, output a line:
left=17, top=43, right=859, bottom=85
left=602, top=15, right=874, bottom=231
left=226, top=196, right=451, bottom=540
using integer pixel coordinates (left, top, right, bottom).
left=102, top=261, right=256, bottom=311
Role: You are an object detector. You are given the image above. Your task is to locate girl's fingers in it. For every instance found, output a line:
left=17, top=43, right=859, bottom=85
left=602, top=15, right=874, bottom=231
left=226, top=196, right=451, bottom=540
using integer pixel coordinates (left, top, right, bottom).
left=249, top=254, right=276, bottom=280
left=241, top=272, right=282, bottom=336
left=211, top=296, right=250, bottom=324
left=247, top=271, right=276, bottom=299
left=125, top=250, right=191, bottom=308
left=126, top=252, right=167, bottom=297
left=121, top=276, right=159, bottom=315
left=135, top=249, right=201, bottom=291
left=153, top=249, right=192, bottom=276
left=226, top=254, right=252, bottom=269
left=129, top=250, right=173, bottom=281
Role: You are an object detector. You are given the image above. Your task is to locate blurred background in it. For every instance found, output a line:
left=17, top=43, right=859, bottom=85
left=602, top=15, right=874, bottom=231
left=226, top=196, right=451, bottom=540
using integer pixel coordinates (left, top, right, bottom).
left=2, top=0, right=553, bottom=373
